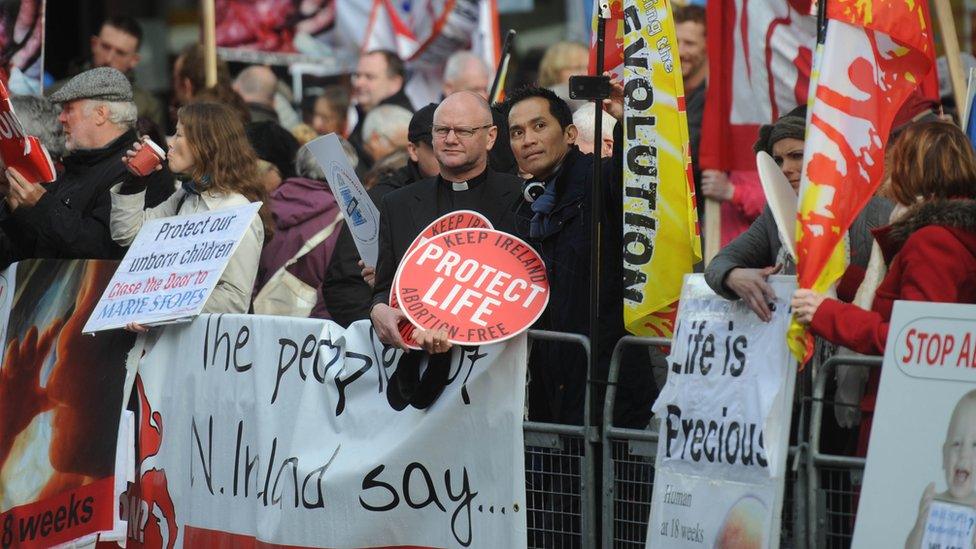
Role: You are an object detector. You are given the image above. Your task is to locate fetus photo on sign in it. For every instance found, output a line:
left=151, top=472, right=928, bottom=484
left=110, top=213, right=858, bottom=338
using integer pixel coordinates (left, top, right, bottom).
left=905, top=390, right=976, bottom=549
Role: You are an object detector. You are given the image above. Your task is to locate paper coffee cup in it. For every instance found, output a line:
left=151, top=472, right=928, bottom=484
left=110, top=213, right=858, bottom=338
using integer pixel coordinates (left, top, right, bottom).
left=127, top=138, right=166, bottom=177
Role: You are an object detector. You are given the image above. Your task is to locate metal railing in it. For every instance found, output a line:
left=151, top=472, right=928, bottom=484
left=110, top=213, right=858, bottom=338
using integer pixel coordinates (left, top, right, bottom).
left=595, top=336, right=822, bottom=549
left=523, top=329, right=596, bottom=548
left=806, top=354, right=881, bottom=549
left=600, top=335, right=667, bottom=548
left=521, top=328, right=883, bottom=548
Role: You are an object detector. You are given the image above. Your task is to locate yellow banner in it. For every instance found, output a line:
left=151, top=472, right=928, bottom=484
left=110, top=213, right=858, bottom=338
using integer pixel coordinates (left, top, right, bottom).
left=621, top=0, right=701, bottom=338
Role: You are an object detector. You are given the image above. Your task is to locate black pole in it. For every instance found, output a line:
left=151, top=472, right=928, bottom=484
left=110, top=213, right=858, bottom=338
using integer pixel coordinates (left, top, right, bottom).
left=588, top=3, right=608, bottom=432
left=488, top=30, right=516, bottom=106
left=816, top=0, right=828, bottom=44
left=586, top=5, right=610, bottom=547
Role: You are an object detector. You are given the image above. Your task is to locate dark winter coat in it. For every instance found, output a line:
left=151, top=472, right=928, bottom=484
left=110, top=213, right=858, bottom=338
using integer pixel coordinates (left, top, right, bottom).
left=514, top=139, right=655, bottom=429
left=323, top=161, right=425, bottom=327
left=371, top=169, right=521, bottom=308
left=0, top=129, right=174, bottom=266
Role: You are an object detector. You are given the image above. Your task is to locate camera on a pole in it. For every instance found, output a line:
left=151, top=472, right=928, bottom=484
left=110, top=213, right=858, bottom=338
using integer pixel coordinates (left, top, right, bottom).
left=568, top=75, right=612, bottom=101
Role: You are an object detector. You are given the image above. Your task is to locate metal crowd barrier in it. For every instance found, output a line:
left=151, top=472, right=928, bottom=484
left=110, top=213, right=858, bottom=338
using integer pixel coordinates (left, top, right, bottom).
left=521, top=327, right=882, bottom=549
left=523, top=329, right=596, bottom=548
left=806, top=354, right=882, bottom=549
left=600, top=335, right=667, bottom=548
left=597, top=336, right=811, bottom=549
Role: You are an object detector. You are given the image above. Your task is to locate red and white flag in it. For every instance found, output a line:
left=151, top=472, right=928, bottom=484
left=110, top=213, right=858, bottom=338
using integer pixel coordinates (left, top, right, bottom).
left=587, top=0, right=624, bottom=76
left=475, top=0, right=502, bottom=72
left=787, top=0, right=937, bottom=361
left=362, top=0, right=420, bottom=60
left=361, top=0, right=500, bottom=105
left=699, top=0, right=817, bottom=172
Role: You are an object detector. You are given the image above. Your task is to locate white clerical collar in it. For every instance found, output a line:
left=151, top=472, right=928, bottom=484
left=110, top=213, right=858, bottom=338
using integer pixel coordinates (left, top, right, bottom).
left=452, top=181, right=469, bottom=191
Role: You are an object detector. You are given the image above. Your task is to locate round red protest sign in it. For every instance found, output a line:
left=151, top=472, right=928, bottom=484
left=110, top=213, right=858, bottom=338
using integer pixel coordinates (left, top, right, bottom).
left=392, top=211, right=493, bottom=349
left=404, top=209, right=493, bottom=259
left=394, top=228, right=549, bottom=346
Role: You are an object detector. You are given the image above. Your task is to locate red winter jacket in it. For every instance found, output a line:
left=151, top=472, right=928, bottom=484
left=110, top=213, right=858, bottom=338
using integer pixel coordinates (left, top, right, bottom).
left=810, top=199, right=976, bottom=434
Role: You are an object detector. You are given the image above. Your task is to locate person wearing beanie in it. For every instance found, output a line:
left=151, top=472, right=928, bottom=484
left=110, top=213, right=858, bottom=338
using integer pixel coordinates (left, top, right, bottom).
left=704, top=105, right=893, bottom=321
left=698, top=107, right=809, bottom=251
left=753, top=105, right=807, bottom=163
left=0, top=67, right=174, bottom=266
left=322, top=102, right=442, bottom=327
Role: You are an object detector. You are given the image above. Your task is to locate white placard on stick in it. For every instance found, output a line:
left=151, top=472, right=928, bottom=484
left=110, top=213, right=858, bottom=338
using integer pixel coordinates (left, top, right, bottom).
left=756, top=151, right=798, bottom=261
left=82, top=202, right=260, bottom=333
left=306, top=133, right=380, bottom=267
left=646, top=274, right=797, bottom=548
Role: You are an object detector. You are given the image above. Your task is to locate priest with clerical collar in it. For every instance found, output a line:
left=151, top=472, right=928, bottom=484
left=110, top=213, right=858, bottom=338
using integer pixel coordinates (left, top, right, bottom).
left=369, top=91, right=522, bottom=354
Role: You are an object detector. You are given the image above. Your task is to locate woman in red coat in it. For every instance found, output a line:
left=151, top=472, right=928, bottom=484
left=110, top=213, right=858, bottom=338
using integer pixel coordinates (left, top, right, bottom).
left=792, top=121, right=976, bottom=448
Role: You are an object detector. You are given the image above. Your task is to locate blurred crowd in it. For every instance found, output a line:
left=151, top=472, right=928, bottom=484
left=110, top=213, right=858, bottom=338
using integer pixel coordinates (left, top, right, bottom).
left=0, top=11, right=973, bottom=456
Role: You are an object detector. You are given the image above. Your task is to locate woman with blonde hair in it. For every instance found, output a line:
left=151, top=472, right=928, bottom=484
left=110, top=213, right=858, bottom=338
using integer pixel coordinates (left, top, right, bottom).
left=538, top=41, right=589, bottom=88
left=792, top=121, right=976, bottom=448
left=112, top=101, right=271, bottom=317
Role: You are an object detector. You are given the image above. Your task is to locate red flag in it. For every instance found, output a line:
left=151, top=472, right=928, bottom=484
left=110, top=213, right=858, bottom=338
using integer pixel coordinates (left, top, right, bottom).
left=699, top=0, right=817, bottom=172
left=788, top=0, right=938, bottom=361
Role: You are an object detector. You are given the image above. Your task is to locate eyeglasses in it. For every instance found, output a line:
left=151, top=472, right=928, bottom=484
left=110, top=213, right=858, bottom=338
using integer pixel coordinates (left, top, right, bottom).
left=432, top=124, right=492, bottom=139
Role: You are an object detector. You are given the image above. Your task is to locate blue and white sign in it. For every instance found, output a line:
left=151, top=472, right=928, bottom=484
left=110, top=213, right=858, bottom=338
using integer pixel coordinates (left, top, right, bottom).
left=307, top=133, right=380, bottom=267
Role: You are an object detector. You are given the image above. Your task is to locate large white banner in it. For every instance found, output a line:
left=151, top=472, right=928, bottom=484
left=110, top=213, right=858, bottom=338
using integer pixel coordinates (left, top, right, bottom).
left=126, top=315, right=528, bottom=548
left=853, top=302, right=976, bottom=548
left=646, top=274, right=797, bottom=548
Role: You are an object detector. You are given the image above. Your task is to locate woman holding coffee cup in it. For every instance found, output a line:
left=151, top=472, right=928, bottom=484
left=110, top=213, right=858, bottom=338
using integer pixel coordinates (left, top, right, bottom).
left=112, top=101, right=272, bottom=327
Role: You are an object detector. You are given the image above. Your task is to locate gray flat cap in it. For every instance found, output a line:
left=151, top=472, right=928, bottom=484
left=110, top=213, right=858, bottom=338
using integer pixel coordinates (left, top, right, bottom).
left=49, top=67, right=133, bottom=104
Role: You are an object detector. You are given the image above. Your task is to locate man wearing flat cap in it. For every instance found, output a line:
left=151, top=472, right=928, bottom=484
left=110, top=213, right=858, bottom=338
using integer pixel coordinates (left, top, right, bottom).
left=0, top=67, right=174, bottom=266
left=323, top=102, right=441, bottom=327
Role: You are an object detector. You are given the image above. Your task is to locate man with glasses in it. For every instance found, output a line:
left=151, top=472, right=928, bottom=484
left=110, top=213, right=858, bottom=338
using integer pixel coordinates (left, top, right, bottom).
left=369, top=91, right=521, bottom=353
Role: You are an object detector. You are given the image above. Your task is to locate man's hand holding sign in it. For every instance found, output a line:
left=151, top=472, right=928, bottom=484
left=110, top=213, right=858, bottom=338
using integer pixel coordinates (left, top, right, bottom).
left=395, top=227, right=549, bottom=351
left=391, top=210, right=494, bottom=351
left=4, top=166, right=46, bottom=209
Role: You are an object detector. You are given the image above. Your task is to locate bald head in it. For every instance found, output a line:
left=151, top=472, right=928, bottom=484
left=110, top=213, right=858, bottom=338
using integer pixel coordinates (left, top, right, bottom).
left=233, top=66, right=277, bottom=107
left=443, top=51, right=491, bottom=99
left=432, top=91, right=497, bottom=181
left=434, top=91, right=493, bottom=126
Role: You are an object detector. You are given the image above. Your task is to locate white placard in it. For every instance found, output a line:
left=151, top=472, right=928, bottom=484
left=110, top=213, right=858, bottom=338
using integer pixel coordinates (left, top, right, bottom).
left=646, top=274, right=797, bottom=548
left=82, top=203, right=260, bottom=333
left=126, top=316, right=528, bottom=548
left=756, top=151, right=798, bottom=261
left=306, top=133, right=381, bottom=267
left=853, top=302, right=976, bottom=548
